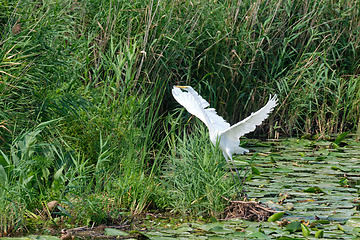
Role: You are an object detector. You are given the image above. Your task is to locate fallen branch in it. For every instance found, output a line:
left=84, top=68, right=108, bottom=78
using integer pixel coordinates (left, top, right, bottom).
left=220, top=197, right=278, bottom=221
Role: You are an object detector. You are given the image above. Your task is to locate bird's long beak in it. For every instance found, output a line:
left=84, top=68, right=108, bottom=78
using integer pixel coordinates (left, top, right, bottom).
left=175, top=85, right=187, bottom=89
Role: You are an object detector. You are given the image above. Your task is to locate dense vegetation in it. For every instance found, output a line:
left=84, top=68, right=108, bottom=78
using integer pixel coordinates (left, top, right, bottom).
left=0, top=0, right=359, bottom=236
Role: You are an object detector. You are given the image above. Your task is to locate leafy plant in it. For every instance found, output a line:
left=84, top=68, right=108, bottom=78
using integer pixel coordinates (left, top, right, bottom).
left=1, top=0, right=360, bottom=235
left=164, top=124, right=235, bottom=216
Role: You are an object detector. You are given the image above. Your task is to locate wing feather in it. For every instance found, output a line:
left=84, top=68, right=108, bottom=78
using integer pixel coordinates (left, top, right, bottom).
left=221, top=95, right=278, bottom=140
left=205, top=108, right=230, bottom=131
left=172, top=86, right=230, bottom=131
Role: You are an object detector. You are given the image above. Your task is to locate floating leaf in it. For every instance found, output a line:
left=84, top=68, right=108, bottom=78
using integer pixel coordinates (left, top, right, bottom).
left=277, top=237, right=306, bottom=240
left=315, top=229, right=324, bottom=238
left=315, top=156, right=327, bottom=161
left=160, top=227, right=191, bottom=235
left=147, top=236, right=177, bottom=240
left=328, top=212, right=352, bottom=221
left=247, top=231, right=271, bottom=239
left=273, top=167, right=294, bottom=173
left=208, top=226, right=234, bottom=234
left=302, top=156, right=316, bottom=161
left=28, top=236, right=61, bottom=240
left=303, top=186, right=325, bottom=194
left=314, top=220, right=330, bottom=224
left=200, top=223, right=225, bottom=232
left=104, top=228, right=129, bottom=236
left=206, top=236, right=229, bottom=240
left=2, top=236, right=62, bottom=240
left=345, top=217, right=360, bottom=227
left=301, top=224, right=310, bottom=237
left=267, top=212, right=285, bottom=222
left=286, top=222, right=302, bottom=232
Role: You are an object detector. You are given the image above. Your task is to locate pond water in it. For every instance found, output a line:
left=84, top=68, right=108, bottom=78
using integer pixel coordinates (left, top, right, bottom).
left=142, top=137, right=360, bottom=239
left=144, top=137, right=360, bottom=239
left=2, top=137, right=360, bottom=239
left=235, top=137, right=360, bottom=239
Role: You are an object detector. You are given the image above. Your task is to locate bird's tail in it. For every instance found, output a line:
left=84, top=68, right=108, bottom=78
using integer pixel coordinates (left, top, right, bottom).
left=234, top=146, right=249, bottom=155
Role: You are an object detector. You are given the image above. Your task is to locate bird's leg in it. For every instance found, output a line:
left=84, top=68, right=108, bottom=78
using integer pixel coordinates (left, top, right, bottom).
left=229, top=155, right=247, bottom=198
left=225, top=160, right=240, bottom=198
left=223, top=153, right=242, bottom=199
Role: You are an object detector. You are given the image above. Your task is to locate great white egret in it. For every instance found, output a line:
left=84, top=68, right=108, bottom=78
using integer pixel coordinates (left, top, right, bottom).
left=172, top=86, right=278, bottom=195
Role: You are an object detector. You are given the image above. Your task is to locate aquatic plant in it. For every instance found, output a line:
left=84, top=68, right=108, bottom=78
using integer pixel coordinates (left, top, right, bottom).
left=0, top=0, right=359, bottom=236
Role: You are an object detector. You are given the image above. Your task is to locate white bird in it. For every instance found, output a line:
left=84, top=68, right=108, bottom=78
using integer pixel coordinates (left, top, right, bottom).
left=172, top=86, right=278, bottom=194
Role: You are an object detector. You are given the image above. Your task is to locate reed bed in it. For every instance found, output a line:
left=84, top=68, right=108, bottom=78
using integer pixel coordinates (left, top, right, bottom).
left=0, top=0, right=359, bottom=235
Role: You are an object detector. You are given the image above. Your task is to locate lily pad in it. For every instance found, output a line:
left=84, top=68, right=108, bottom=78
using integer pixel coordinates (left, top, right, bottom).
left=303, top=186, right=325, bottom=194
left=286, top=222, right=302, bottom=232
left=345, top=217, right=360, bottom=227
left=208, top=226, right=234, bottom=234
left=268, top=212, right=285, bottom=222
left=272, top=168, right=294, bottom=173
left=104, top=228, right=129, bottom=236
left=247, top=231, right=271, bottom=239
left=1, top=236, right=61, bottom=240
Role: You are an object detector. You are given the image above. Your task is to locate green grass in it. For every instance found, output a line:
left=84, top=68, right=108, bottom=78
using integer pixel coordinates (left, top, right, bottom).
left=0, top=0, right=359, bottom=236
left=164, top=124, right=234, bottom=216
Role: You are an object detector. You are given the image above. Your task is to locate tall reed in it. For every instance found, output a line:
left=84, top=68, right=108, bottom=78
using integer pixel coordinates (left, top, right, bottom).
left=0, top=0, right=359, bottom=235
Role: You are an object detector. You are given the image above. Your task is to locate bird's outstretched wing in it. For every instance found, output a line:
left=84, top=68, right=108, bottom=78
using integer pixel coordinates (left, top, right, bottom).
left=221, top=95, right=278, bottom=140
left=172, top=86, right=230, bottom=131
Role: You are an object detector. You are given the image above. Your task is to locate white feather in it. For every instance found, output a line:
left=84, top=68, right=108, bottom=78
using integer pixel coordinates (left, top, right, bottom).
left=172, top=86, right=277, bottom=158
left=223, top=94, right=278, bottom=138
left=172, top=86, right=230, bottom=131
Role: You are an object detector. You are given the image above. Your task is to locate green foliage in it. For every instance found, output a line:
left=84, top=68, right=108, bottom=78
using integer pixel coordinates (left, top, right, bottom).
left=164, top=125, right=234, bottom=216
left=286, top=221, right=302, bottom=233
left=0, top=0, right=360, bottom=236
left=268, top=212, right=285, bottom=222
left=149, top=0, right=360, bottom=137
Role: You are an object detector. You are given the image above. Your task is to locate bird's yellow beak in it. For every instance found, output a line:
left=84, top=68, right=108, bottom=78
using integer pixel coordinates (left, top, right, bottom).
left=175, top=85, right=187, bottom=89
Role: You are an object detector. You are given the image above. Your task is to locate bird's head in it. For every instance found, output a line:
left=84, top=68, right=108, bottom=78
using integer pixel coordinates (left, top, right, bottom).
left=175, top=85, right=189, bottom=89
left=174, top=86, right=193, bottom=93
